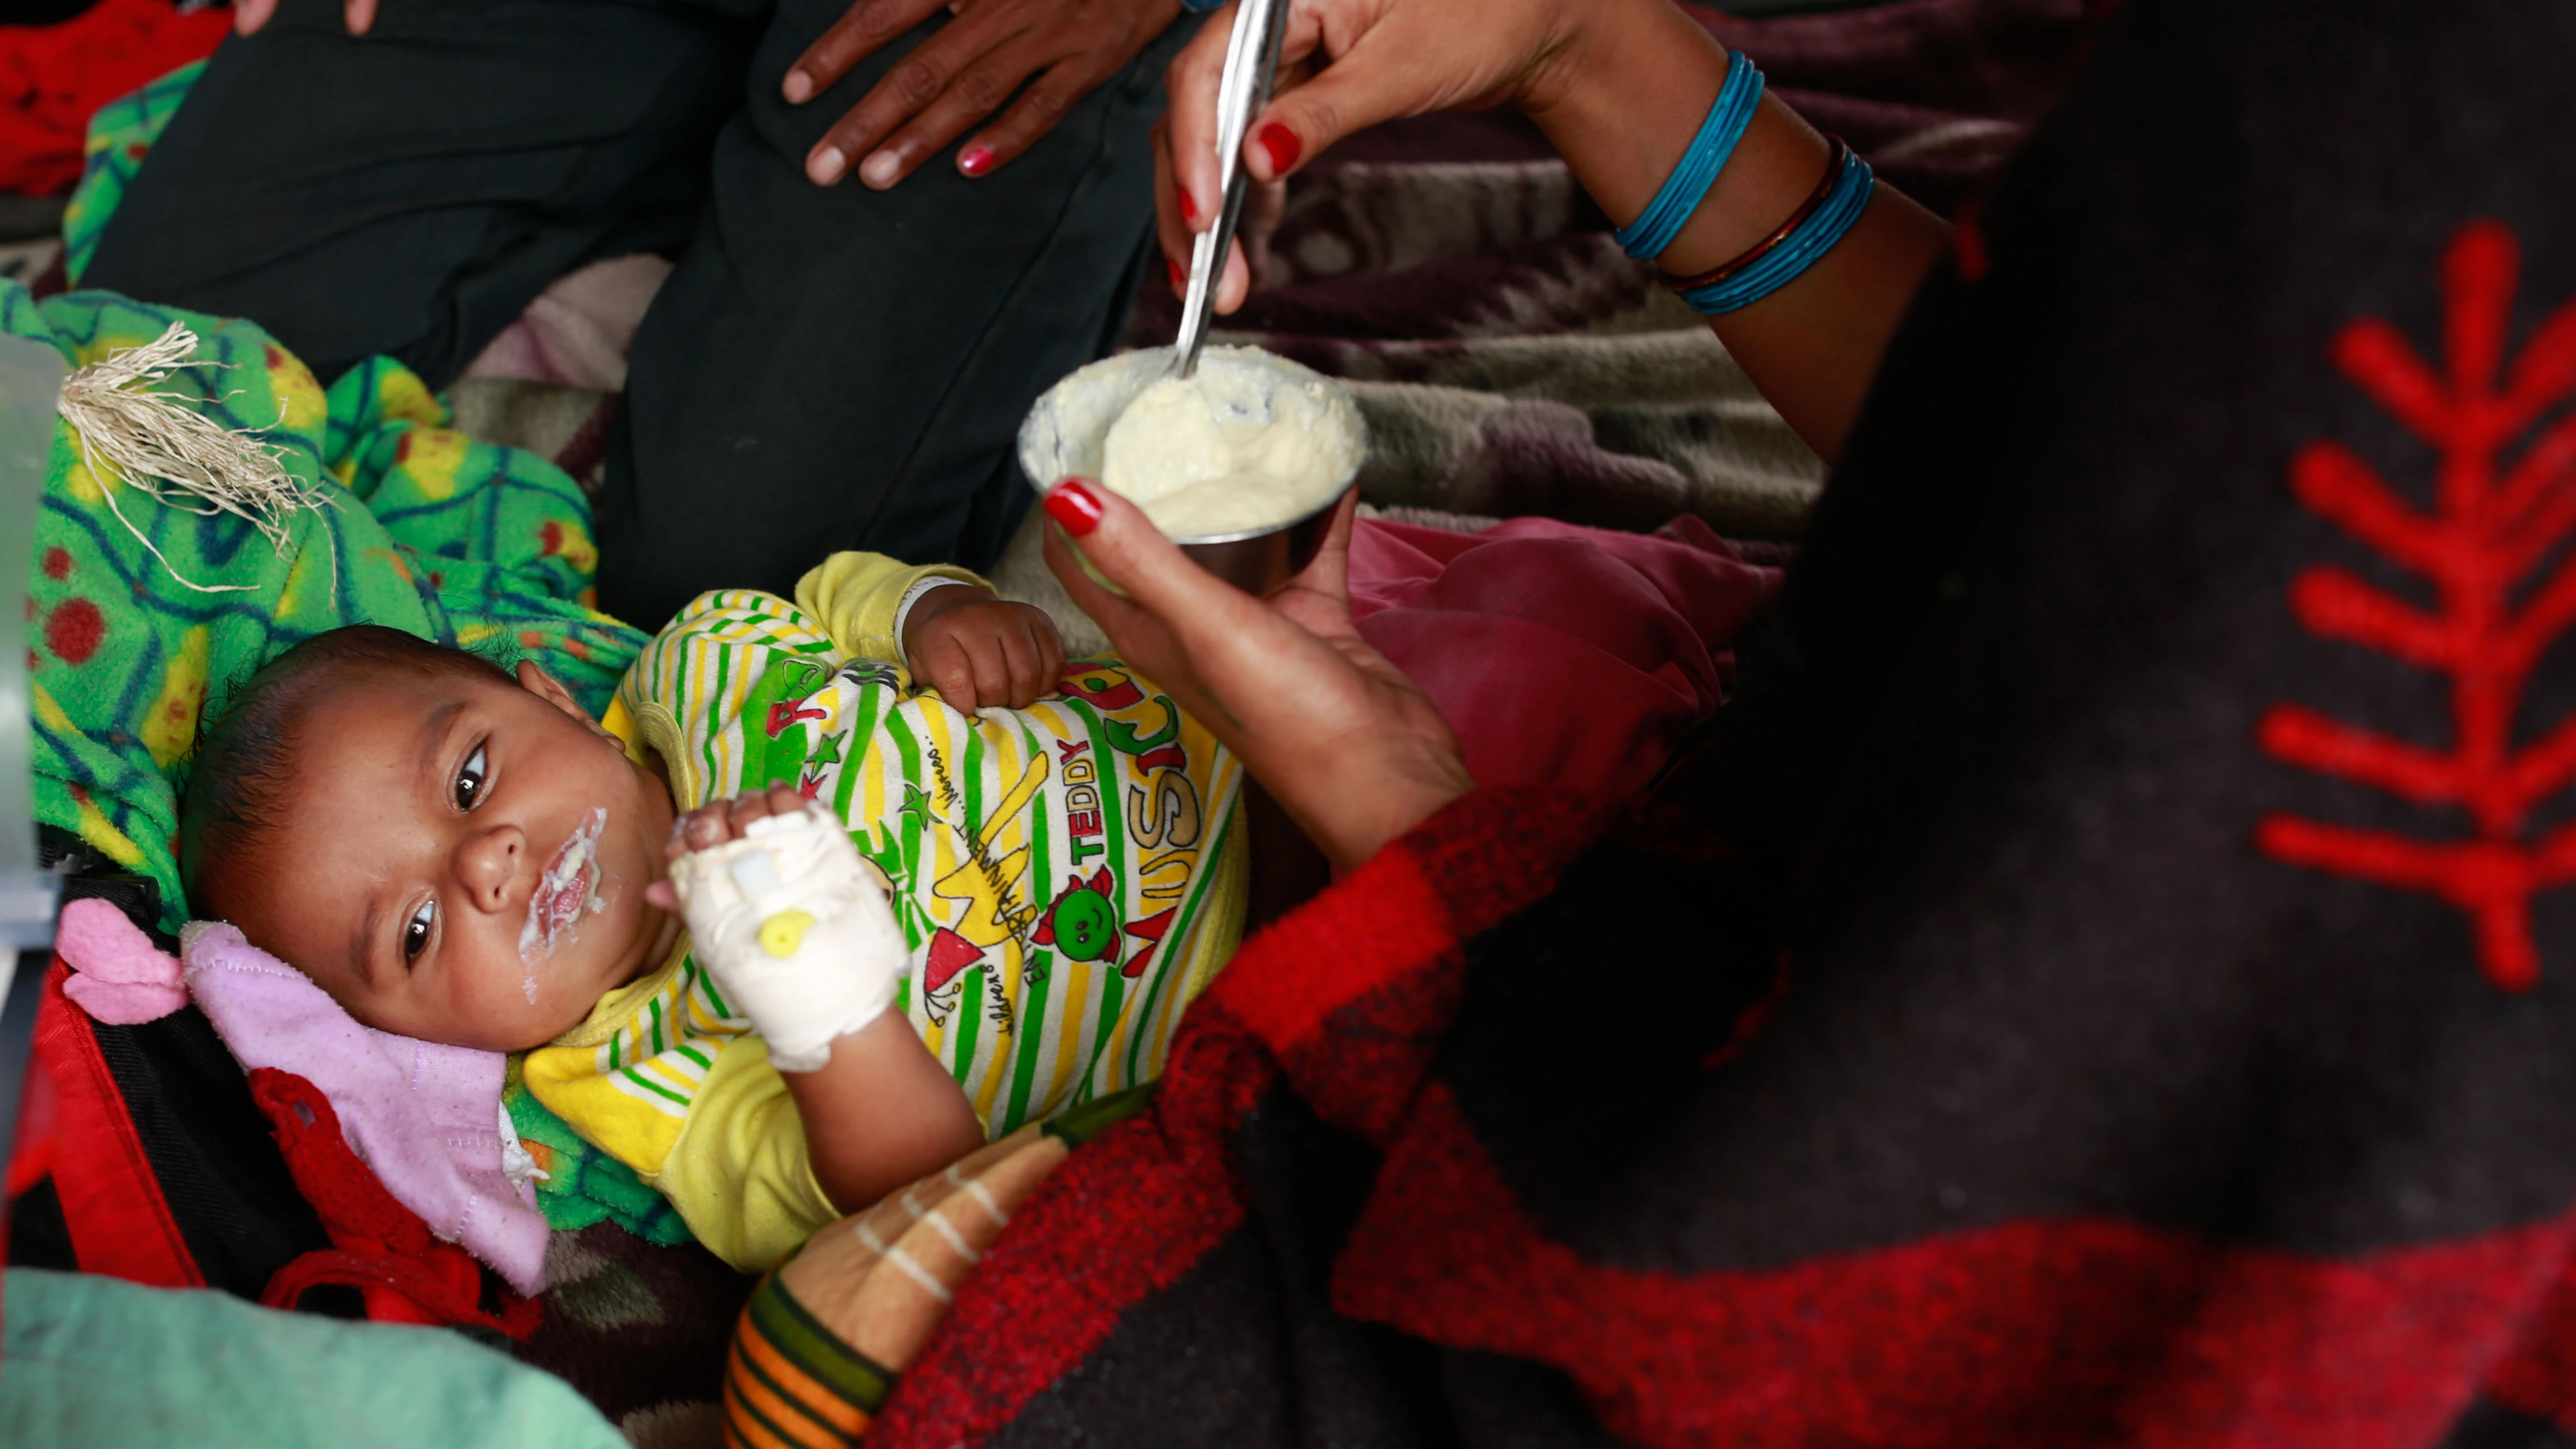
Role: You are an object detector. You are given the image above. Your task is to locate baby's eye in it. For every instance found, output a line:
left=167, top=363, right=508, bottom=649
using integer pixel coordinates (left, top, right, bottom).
left=403, top=899, right=436, bottom=963
left=454, top=743, right=489, bottom=811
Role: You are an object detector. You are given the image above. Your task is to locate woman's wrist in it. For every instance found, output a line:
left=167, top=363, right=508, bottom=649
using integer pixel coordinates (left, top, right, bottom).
left=1511, top=0, right=1944, bottom=463
left=1278, top=746, right=1474, bottom=873
left=1521, top=0, right=1831, bottom=280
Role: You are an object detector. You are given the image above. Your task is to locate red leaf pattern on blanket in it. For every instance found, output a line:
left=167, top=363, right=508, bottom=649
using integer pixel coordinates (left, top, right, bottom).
left=2257, top=219, right=2576, bottom=991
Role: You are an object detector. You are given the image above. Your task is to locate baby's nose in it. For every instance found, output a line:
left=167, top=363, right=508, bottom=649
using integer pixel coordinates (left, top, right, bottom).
left=458, top=824, right=527, bottom=910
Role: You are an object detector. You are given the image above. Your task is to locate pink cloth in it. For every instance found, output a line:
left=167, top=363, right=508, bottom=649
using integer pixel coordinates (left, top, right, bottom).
left=1349, top=514, right=1780, bottom=799
left=56, top=896, right=187, bottom=1024
left=177, top=921, right=549, bottom=1295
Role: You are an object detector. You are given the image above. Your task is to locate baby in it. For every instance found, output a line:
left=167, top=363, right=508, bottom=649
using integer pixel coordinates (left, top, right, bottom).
left=180, top=553, right=1245, bottom=1271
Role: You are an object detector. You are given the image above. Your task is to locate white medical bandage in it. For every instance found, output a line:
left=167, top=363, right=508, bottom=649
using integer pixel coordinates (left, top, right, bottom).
left=665, top=803, right=909, bottom=1073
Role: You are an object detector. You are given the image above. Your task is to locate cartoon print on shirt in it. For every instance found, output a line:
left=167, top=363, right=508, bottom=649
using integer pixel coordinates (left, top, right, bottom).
left=737, top=655, right=832, bottom=789
left=1028, top=877, right=1179, bottom=981
left=803, top=728, right=848, bottom=801
left=1119, top=907, right=1178, bottom=981
left=1061, top=666, right=1189, bottom=775
left=920, top=927, right=988, bottom=1022
left=1051, top=663, right=1211, bottom=973
left=898, top=753, right=1049, bottom=1031
left=1033, top=868, right=1123, bottom=963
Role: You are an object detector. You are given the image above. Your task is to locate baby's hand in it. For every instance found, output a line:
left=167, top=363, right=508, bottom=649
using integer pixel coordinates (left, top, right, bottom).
left=903, top=587, right=1065, bottom=714
left=648, top=786, right=909, bottom=1073
left=651, top=783, right=815, bottom=876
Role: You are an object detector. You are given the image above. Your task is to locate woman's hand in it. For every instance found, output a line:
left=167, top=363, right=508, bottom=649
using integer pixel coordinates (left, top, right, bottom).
left=1152, top=0, right=1948, bottom=459
left=785, top=0, right=1184, bottom=189
left=1154, top=0, right=1588, bottom=312
left=1152, top=125, right=1288, bottom=305
left=234, top=0, right=375, bottom=35
left=1041, top=479, right=1471, bottom=871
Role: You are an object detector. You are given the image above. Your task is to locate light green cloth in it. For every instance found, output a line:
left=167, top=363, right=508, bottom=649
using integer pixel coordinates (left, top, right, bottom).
left=0, top=1269, right=624, bottom=1448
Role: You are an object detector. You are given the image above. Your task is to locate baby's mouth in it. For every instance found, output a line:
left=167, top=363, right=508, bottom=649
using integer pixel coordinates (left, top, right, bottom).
left=518, top=807, right=609, bottom=999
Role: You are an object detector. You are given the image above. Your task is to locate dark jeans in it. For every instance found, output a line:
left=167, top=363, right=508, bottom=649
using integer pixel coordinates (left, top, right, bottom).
left=82, top=0, right=1188, bottom=629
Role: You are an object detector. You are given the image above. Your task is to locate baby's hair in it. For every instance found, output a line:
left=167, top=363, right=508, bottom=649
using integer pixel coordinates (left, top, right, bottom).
left=178, top=626, right=510, bottom=918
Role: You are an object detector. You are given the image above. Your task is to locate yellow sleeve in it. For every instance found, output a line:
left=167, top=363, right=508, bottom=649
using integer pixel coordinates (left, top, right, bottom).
left=792, top=551, right=991, bottom=674
left=521, top=951, right=838, bottom=1272
left=651, top=1037, right=844, bottom=1273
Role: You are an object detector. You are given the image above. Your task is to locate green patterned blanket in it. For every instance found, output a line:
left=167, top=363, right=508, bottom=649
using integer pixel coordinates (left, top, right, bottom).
left=34, top=63, right=693, bottom=1244
left=10, top=281, right=682, bottom=1240
left=7, top=282, right=642, bottom=927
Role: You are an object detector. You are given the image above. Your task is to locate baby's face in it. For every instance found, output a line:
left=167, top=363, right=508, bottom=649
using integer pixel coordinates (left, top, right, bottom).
left=225, top=661, right=680, bottom=1052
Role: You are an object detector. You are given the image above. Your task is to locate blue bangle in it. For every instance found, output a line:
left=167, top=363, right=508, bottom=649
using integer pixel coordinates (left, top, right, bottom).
left=1678, top=148, right=1874, bottom=315
left=1179, top=0, right=1227, bottom=13
left=1612, top=51, right=1764, bottom=263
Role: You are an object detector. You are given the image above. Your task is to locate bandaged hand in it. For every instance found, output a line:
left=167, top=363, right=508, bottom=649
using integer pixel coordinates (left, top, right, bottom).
left=658, top=786, right=909, bottom=1073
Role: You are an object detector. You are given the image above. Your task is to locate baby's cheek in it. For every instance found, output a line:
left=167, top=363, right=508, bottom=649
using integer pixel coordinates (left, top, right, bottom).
left=440, top=935, right=549, bottom=1048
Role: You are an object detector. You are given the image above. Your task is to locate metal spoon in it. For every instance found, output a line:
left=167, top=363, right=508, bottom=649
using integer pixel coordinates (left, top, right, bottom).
left=1170, top=0, right=1289, bottom=380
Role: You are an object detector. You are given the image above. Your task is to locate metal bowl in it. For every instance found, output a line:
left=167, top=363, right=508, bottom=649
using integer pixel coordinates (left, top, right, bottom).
left=1018, top=345, right=1367, bottom=595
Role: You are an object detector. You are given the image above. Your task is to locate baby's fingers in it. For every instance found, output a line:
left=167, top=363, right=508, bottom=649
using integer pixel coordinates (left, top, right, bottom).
left=668, top=786, right=804, bottom=860
left=998, top=620, right=1047, bottom=709
left=676, top=799, right=738, bottom=855
left=916, top=635, right=982, bottom=714
left=1029, top=617, right=1066, bottom=706
left=963, top=632, right=1013, bottom=713
left=730, top=783, right=807, bottom=830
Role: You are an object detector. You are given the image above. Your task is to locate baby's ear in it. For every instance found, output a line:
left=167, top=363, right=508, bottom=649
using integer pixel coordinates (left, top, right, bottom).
left=516, top=661, right=617, bottom=742
left=516, top=660, right=578, bottom=712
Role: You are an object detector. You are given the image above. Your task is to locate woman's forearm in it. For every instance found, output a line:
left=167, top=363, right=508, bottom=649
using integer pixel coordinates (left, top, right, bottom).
left=1522, top=0, right=1950, bottom=462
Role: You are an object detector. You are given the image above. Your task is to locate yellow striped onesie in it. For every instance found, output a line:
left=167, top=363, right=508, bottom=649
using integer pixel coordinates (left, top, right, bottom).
left=519, top=553, right=1248, bottom=1271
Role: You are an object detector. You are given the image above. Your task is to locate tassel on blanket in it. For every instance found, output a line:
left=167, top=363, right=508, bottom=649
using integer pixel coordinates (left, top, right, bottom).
left=53, top=320, right=337, bottom=594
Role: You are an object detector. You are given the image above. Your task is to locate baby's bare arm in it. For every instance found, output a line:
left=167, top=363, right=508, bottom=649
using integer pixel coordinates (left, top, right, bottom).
left=784, top=1014, right=984, bottom=1213
left=652, top=784, right=983, bottom=1212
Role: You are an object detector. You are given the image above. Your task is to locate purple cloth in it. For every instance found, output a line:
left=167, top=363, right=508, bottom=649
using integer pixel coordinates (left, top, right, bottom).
left=179, top=921, right=550, bottom=1295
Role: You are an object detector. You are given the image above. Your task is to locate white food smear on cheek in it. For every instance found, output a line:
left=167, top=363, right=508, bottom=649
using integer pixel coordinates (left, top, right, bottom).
left=1098, top=355, right=1359, bottom=536
left=518, top=806, right=609, bottom=1004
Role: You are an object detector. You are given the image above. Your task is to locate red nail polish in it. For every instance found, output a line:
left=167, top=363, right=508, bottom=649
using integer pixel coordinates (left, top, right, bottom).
left=959, top=145, right=995, bottom=177
left=1255, top=122, right=1301, bottom=176
left=1168, top=257, right=1185, bottom=290
left=1045, top=479, right=1105, bottom=537
left=1178, top=188, right=1198, bottom=224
